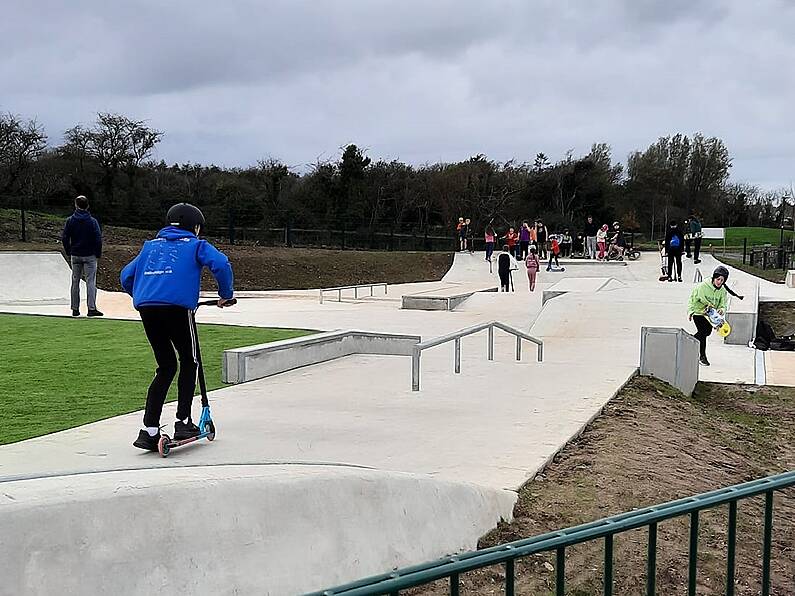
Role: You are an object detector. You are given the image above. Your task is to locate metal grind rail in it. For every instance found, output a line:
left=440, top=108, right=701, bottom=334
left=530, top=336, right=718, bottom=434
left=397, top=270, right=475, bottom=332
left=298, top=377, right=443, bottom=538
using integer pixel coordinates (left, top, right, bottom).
left=319, top=283, right=388, bottom=303
left=309, top=469, right=795, bottom=596
left=411, top=321, right=543, bottom=391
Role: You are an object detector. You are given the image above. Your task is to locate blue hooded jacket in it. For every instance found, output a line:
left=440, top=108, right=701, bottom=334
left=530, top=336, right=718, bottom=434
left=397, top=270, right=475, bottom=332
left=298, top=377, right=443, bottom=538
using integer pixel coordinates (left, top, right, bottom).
left=120, top=227, right=234, bottom=310
left=62, top=209, right=102, bottom=258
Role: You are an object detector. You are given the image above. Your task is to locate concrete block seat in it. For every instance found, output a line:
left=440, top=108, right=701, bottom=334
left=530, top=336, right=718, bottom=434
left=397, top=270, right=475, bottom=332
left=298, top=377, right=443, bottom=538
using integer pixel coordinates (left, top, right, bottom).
left=725, top=279, right=759, bottom=345
left=401, top=284, right=497, bottom=311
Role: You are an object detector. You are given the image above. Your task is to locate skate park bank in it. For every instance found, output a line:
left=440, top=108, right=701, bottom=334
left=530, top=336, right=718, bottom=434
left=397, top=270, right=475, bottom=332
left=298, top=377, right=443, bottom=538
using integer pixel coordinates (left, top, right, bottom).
left=2, top=250, right=794, bottom=594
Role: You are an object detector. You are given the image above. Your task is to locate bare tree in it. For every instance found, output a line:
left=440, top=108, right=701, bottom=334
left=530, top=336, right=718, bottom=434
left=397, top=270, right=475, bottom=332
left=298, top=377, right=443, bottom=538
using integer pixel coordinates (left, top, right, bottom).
left=0, top=113, right=48, bottom=194
left=62, top=113, right=162, bottom=204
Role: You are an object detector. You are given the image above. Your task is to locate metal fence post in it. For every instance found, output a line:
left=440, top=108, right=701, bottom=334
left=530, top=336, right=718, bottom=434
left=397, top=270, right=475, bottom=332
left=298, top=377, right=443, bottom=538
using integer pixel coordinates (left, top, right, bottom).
left=488, top=326, right=494, bottom=361
left=454, top=338, right=461, bottom=374
left=688, top=511, right=699, bottom=596
left=647, top=523, right=657, bottom=596
left=338, top=289, right=342, bottom=302
left=505, top=559, right=515, bottom=596
left=537, top=341, right=543, bottom=362
left=556, top=547, right=565, bottom=596
left=516, top=336, right=522, bottom=361
left=412, top=349, right=421, bottom=391
left=604, top=534, right=614, bottom=596
left=726, top=500, right=737, bottom=596
left=762, top=491, right=773, bottom=596
left=450, top=572, right=459, bottom=596
left=319, top=290, right=324, bottom=304
left=354, top=286, right=358, bottom=300
left=743, top=238, right=747, bottom=264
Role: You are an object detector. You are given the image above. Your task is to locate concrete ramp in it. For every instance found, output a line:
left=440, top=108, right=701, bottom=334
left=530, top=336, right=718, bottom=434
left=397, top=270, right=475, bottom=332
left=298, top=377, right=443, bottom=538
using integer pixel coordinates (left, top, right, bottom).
left=0, top=465, right=515, bottom=596
left=0, top=251, right=78, bottom=304
left=401, top=285, right=497, bottom=310
left=541, top=277, right=623, bottom=305
left=442, top=252, right=499, bottom=284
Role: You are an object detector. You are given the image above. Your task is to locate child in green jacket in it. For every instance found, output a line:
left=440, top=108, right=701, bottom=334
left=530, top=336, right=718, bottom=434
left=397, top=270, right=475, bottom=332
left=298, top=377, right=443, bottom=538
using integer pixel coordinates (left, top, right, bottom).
left=688, top=266, right=728, bottom=366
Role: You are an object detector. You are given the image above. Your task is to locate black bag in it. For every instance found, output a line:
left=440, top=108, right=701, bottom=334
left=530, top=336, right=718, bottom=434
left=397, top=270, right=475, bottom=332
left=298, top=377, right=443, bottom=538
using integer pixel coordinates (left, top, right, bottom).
left=771, top=338, right=795, bottom=351
left=754, top=319, right=776, bottom=351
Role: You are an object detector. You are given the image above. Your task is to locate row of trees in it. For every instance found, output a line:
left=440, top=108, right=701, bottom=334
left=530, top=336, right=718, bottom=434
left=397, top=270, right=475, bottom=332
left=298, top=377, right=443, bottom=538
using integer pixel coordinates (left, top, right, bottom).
left=1, top=112, right=792, bottom=242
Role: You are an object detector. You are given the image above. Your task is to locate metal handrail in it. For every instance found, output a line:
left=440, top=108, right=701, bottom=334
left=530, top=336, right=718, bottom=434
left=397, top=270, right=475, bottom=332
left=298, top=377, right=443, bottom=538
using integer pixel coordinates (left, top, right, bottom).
left=309, top=469, right=795, bottom=596
left=411, top=321, right=543, bottom=391
left=319, top=283, right=388, bottom=304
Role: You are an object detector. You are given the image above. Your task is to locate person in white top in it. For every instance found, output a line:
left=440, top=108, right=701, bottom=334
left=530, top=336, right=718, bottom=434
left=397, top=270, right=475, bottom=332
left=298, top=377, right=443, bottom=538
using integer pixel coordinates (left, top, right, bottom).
left=596, top=224, right=608, bottom=260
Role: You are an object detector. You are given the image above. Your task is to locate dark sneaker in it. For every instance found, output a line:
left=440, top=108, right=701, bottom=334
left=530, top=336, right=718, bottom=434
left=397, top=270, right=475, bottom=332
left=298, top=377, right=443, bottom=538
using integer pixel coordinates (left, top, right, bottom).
left=72, top=309, right=80, bottom=317
left=174, top=419, right=201, bottom=441
left=87, top=309, right=104, bottom=317
left=133, top=429, right=160, bottom=451
left=677, top=277, right=683, bottom=282
left=699, top=356, right=710, bottom=366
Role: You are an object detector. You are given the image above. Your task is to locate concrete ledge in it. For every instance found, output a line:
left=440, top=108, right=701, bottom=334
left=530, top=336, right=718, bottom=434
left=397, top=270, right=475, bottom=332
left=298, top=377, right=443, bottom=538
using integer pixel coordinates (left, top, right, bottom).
left=0, top=465, right=516, bottom=595
left=640, top=327, right=699, bottom=396
left=542, top=277, right=620, bottom=305
left=401, top=288, right=497, bottom=311
left=223, top=330, right=421, bottom=383
left=725, top=280, right=759, bottom=346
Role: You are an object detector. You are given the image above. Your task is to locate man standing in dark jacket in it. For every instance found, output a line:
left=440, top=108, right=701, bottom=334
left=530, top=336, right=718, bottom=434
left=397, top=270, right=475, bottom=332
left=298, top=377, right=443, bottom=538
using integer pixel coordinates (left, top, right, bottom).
left=62, top=195, right=103, bottom=317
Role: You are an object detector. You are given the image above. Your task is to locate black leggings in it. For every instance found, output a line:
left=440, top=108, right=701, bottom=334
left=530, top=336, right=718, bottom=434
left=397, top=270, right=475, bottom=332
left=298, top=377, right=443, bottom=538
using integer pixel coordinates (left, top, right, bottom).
left=519, top=241, right=529, bottom=260
left=693, top=315, right=713, bottom=358
left=139, top=306, right=199, bottom=427
left=692, top=237, right=702, bottom=261
left=668, top=251, right=683, bottom=279
left=499, top=270, right=511, bottom=291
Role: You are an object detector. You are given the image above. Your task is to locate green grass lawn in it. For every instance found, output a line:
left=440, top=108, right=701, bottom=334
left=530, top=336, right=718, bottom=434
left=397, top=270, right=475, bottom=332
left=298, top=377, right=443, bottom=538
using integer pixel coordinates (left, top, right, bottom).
left=725, top=226, right=794, bottom=247
left=1, top=314, right=312, bottom=444
left=720, top=258, right=787, bottom=283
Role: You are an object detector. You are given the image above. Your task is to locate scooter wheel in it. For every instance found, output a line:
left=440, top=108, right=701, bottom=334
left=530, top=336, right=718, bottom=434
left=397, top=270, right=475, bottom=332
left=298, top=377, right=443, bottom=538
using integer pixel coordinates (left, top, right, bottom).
left=158, top=435, right=171, bottom=457
left=206, top=421, right=216, bottom=442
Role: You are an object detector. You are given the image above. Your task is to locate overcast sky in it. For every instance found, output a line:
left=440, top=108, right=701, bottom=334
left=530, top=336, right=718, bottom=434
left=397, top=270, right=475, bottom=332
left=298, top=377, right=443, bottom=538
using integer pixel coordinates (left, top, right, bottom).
left=3, top=0, right=793, bottom=189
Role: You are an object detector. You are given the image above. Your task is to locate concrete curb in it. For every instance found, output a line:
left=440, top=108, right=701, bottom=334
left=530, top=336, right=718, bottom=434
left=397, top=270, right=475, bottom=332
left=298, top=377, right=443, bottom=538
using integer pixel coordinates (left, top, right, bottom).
left=223, top=330, right=421, bottom=383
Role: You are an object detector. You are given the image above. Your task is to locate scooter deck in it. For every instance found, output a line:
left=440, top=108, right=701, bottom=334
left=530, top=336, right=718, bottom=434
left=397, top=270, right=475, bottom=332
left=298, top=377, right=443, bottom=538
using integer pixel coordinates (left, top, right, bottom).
left=158, top=428, right=215, bottom=457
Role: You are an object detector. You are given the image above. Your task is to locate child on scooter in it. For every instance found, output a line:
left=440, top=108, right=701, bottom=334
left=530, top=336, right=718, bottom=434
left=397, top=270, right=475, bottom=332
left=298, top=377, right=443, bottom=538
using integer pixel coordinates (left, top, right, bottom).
left=121, top=203, right=235, bottom=451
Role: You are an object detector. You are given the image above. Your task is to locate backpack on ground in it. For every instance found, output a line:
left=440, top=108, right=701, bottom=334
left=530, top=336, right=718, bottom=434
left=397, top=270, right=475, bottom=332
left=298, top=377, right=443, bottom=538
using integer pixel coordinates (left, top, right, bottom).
left=754, top=319, right=776, bottom=351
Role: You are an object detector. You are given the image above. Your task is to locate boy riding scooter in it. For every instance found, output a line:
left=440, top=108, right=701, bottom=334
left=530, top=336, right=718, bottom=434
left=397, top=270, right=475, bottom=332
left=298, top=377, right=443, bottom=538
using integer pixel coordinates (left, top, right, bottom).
left=121, top=203, right=234, bottom=451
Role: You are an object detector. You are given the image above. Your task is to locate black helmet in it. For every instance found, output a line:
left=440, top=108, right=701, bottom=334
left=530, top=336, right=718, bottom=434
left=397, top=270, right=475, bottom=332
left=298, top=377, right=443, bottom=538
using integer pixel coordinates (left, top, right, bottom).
left=713, top=265, right=729, bottom=281
left=166, top=203, right=205, bottom=234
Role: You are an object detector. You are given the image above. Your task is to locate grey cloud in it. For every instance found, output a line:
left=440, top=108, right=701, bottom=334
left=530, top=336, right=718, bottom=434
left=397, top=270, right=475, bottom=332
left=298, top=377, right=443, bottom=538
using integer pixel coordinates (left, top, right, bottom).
left=1, top=0, right=794, bottom=189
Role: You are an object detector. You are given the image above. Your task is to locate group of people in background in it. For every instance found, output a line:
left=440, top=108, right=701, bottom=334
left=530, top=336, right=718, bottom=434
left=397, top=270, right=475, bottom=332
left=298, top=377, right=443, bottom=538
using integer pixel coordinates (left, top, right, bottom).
left=460, top=213, right=746, bottom=370
left=460, top=215, right=633, bottom=293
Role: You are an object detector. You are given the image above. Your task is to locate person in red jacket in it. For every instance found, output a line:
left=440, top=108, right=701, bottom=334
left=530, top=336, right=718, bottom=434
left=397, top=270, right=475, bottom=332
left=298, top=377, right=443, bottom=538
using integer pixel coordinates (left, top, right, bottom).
left=501, top=227, right=518, bottom=259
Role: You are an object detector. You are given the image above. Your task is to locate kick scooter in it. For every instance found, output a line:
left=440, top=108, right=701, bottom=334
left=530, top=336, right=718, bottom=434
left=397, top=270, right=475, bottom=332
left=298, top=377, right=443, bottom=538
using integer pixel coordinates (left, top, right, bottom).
left=158, top=298, right=236, bottom=457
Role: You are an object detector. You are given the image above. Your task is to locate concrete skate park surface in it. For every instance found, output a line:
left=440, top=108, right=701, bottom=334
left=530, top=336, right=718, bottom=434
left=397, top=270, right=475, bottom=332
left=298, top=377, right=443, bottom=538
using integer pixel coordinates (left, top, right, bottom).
left=0, top=251, right=86, bottom=304
left=1, top=250, right=790, bottom=594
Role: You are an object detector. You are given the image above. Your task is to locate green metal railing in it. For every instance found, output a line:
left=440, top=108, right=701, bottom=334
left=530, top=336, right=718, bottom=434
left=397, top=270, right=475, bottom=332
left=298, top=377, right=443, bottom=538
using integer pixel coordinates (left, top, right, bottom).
left=308, top=470, right=795, bottom=596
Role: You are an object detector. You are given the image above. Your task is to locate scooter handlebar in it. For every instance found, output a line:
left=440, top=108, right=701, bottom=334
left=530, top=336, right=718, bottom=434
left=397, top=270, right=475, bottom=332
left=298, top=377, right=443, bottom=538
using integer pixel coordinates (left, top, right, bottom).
left=197, top=298, right=237, bottom=307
